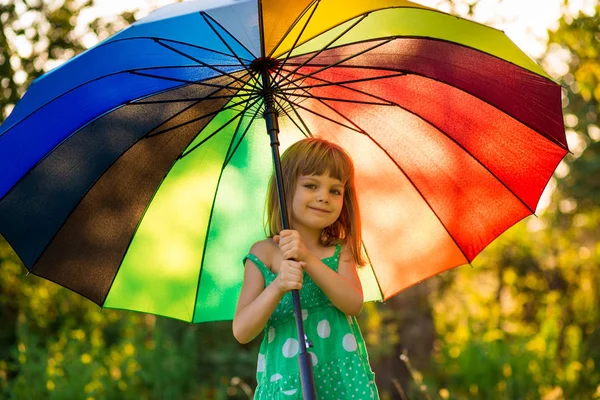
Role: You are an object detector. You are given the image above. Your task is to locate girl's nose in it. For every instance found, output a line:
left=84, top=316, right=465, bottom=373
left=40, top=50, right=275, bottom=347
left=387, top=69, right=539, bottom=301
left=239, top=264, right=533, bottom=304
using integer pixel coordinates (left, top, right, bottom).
left=318, top=192, right=329, bottom=203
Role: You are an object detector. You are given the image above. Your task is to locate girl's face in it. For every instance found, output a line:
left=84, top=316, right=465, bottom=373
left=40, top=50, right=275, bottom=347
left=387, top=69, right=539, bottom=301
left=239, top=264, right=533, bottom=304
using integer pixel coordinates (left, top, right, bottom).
left=291, top=174, right=344, bottom=234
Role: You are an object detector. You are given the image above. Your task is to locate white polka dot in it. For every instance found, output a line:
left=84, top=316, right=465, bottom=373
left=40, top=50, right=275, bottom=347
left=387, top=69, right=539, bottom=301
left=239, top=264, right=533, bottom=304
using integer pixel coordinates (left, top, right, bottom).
left=270, top=373, right=282, bottom=382
left=257, top=354, right=266, bottom=372
left=308, top=351, right=318, bottom=366
left=302, top=309, right=308, bottom=320
left=343, top=333, right=357, bottom=352
left=282, top=389, right=298, bottom=396
left=317, top=320, right=331, bottom=338
left=282, top=338, right=299, bottom=358
left=268, top=327, right=275, bottom=343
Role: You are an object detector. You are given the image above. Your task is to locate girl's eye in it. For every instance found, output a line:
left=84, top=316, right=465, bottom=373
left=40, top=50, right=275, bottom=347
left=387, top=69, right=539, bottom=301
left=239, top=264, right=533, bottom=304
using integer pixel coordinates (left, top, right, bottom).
left=304, top=184, right=317, bottom=189
left=330, top=189, right=341, bottom=195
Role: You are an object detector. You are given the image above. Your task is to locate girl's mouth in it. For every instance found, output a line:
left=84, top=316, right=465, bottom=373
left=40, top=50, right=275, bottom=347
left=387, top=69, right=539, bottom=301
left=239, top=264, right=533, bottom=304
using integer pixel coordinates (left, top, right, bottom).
left=309, top=206, right=330, bottom=213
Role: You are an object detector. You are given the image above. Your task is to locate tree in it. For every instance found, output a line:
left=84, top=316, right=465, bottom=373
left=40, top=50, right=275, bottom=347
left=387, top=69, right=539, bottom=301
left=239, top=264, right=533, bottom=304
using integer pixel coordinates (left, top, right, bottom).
left=0, top=0, right=136, bottom=123
left=544, top=3, right=600, bottom=215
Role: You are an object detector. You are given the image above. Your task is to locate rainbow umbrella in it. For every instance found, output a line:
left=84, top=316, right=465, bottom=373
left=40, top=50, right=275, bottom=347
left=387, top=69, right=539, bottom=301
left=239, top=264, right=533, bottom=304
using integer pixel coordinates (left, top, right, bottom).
left=0, top=0, right=566, bottom=397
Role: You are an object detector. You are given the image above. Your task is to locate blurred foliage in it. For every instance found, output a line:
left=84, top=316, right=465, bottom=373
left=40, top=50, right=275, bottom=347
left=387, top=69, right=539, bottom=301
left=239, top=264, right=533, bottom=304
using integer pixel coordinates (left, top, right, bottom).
left=546, top=3, right=600, bottom=217
left=0, top=0, right=136, bottom=123
left=1, top=0, right=599, bottom=399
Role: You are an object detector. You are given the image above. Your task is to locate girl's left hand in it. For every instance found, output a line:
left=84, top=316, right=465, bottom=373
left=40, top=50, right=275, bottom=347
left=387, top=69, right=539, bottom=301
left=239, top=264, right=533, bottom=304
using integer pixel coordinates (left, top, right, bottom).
left=274, top=230, right=309, bottom=262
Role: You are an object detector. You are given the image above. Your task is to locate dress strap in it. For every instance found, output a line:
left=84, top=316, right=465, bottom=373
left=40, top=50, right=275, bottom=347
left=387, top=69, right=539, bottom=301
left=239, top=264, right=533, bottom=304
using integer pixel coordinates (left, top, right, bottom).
left=243, top=253, right=274, bottom=278
left=333, top=243, right=342, bottom=258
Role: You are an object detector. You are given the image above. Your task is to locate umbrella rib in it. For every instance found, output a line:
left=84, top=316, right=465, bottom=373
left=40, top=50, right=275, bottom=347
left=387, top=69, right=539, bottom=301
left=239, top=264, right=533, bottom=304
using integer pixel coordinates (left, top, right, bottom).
left=141, top=86, right=232, bottom=140
left=178, top=96, right=262, bottom=159
left=28, top=273, right=105, bottom=306
left=274, top=92, right=362, bottom=134
left=131, top=64, right=252, bottom=83
left=155, top=39, right=260, bottom=93
left=275, top=14, right=370, bottom=86
left=360, top=131, right=473, bottom=265
left=200, top=11, right=258, bottom=61
left=277, top=65, right=396, bottom=107
left=156, top=37, right=250, bottom=77
left=360, top=243, right=384, bottom=301
left=266, top=0, right=319, bottom=59
left=270, top=80, right=314, bottom=137
left=134, top=93, right=241, bottom=104
left=301, top=96, right=364, bottom=134
left=276, top=75, right=366, bottom=134
left=130, top=69, right=254, bottom=94
left=258, top=0, right=267, bottom=58
left=191, top=99, right=261, bottom=321
left=107, top=36, right=254, bottom=62
left=136, top=63, right=244, bottom=69
left=270, top=0, right=321, bottom=86
left=132, top=72, right=250, bottom=106
left=271, top=92, right=313, bottom=138
left=280, top=92, right=391, bottom=106
left=391, top=102, right=538, bottom=214
left=223, top=105, right=261, bottom=168
left=269, top=81, right=300, bottom=116
left=280, top=38, right=394, bottom=87
left=277, top=70, right=406, bottom=91
left=148, top=94, right=260, bottom=139
left=129, top=71, right=256, bottom=106
left=282, top=63, right=405, bottom=105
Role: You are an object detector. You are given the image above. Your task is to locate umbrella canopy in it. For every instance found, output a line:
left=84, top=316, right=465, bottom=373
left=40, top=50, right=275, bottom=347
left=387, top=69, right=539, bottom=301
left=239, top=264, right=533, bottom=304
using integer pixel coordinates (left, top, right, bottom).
left=0, top=0, right=566, bottom=324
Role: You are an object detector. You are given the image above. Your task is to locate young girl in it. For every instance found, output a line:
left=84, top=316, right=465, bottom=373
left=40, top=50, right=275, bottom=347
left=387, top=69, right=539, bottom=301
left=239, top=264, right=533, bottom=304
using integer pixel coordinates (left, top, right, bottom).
left=233, top=138, right=379, bottom=399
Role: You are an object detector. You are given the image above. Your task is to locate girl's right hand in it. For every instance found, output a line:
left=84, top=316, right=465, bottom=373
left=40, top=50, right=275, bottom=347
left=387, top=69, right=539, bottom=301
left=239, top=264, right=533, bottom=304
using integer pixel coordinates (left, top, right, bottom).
left=274, top=259, right=306, bottom=293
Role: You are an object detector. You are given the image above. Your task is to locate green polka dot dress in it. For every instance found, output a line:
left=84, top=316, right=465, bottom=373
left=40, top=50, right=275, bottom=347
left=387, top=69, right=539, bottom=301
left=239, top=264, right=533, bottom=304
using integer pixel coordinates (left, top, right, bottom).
left=243, top=244, right=379, bottom=399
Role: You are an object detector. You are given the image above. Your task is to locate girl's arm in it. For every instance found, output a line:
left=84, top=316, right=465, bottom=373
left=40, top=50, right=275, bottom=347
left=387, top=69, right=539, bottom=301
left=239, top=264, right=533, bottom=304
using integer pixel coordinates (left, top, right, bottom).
left=302, top=246, right=364, bottom=316
left=232, top=241, right=305, bottom=344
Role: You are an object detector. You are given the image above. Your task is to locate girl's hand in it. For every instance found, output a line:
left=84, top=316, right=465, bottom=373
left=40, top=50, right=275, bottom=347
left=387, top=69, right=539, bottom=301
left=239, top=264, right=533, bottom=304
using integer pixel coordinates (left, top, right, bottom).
left=274, top=230, right=310, bottom=262
left=274, top=259, right=305, bottom=293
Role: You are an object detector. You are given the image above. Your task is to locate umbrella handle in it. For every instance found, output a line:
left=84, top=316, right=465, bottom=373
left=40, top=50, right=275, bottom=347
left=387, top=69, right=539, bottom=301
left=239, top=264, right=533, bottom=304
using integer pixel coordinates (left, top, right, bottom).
left=262, top=67, right=317, bottom=399
left=292, top=290, right=317, bottom=399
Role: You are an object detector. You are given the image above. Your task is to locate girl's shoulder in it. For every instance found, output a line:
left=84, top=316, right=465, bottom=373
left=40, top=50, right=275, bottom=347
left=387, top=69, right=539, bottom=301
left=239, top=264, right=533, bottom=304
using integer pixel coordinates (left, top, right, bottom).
left=335, top=240, right=355, bottom=265
left=249, top=238, right=278, bottom=254
left=247, top=238, right=278, bottom=270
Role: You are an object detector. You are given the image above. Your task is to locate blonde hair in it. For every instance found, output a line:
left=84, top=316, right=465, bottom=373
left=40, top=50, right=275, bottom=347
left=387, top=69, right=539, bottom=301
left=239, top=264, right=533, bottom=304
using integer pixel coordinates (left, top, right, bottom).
left=265, top=138, right=366, bottom=267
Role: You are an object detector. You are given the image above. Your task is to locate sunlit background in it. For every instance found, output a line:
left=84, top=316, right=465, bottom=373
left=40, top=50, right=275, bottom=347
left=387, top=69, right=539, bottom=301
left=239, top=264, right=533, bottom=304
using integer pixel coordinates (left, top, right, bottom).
left=0, top=0, right=598, bottom=399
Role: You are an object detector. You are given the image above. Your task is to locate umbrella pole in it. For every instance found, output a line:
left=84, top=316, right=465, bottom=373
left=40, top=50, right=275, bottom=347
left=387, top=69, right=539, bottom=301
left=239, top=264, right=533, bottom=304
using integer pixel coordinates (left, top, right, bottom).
left=261, top=68, right=317, bottom=400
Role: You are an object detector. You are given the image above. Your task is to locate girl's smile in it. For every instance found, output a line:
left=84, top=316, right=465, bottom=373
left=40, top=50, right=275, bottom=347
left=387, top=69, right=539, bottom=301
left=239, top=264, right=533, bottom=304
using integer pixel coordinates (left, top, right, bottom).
left=308, top=206, right=331, bottom=213
left=292, top=174, right=344, bottom=234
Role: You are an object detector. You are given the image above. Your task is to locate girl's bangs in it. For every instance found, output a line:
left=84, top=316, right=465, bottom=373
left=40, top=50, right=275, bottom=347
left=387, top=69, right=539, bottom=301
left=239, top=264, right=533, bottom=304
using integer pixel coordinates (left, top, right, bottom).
left=296, top=146, right=351, bottom=184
